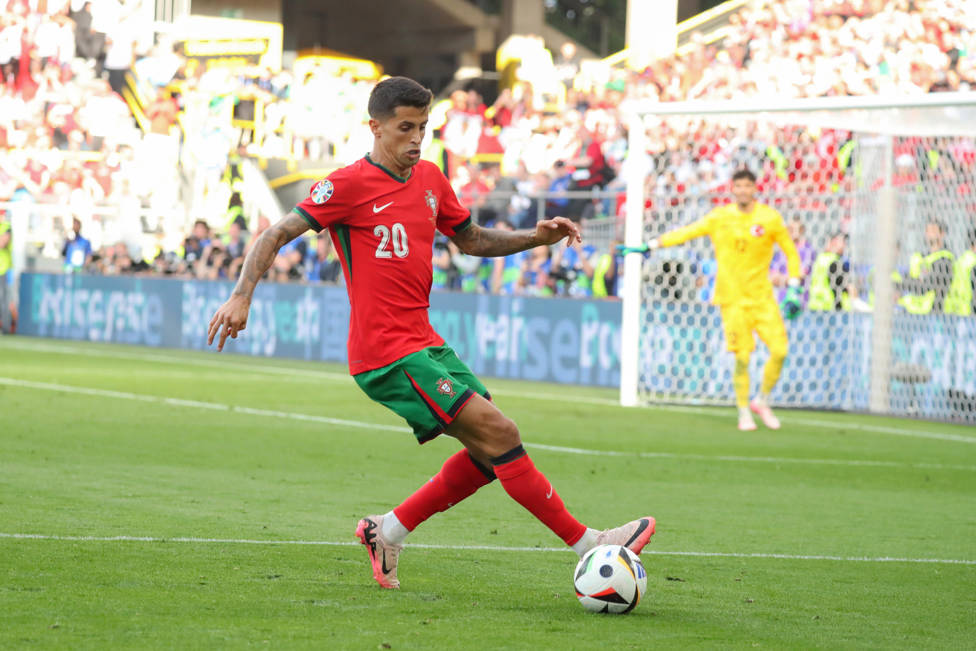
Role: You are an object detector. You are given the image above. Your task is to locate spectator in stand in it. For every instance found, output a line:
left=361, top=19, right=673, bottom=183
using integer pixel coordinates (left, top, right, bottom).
left=567, top=128, right=612, bottom=220
left=546, top=160, right=572, bottom=219
left=132, top=36, right=181, bottom=88
left=273, top=234, right=308, bottom=283
left=448, top=239, right=483, bottom=293
left=808, top=232, right=857, bottom=312
left=944, top=226, right=976, bottom=316
left=431, top=234, right=453, bottom=291
left=490, top=219, right=525, bottom=295
left=554, top=41, right=580, bottom=89
left=145, top=87, right=178, bottom=134
left=899, top=218, right=955, bottom=315
left=71, top=1, right=104, bottom=74
left=456, top=163, right=491, bottom=222
left=224, top=219, right=247, bottom=261
left=479, top=164, right=512, bottom=226
left=198, top=239, right=230, bottom=281
left=183, top=219, right=212, bottom=269
left=222, top=219, right=248, bottom=278
left=308, top=233, right=342, bottom=284
left=62, top=216, right=92, bottom=271
left=518, top=244, right=553, bottom=296
left=550, top=239, right=596, bottom=297
left=487, top=87, right=514, bottom=129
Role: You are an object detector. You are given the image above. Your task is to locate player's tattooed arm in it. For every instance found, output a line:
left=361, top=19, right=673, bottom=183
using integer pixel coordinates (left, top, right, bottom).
left=451, top=217, right=582, bottom=257
left=233, top=212, right=310, bottom=300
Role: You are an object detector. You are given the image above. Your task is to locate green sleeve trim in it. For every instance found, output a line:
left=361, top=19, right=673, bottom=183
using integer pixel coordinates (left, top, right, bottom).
left=334, top=224, right=353, bottom=280
left=293, top=206, right=323, bottom=232
left=452, top=216, right=473, bottom=234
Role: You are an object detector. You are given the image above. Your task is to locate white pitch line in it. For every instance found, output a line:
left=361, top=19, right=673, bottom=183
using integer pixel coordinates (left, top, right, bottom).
left=0, top=338, right=351, bottom=382
left=526, top=443, right=976, bottom=472
left=1, top=533, right=972, bottom=566
left=5, top=336, right=976, bottom=445
left=2, top=376, right=974, bottom=472
left=0, top=377, right=409, bottom=433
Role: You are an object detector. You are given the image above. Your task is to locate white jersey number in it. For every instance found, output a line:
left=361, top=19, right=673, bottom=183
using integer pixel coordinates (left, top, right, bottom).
left=374, top=223, right=409, bottom=259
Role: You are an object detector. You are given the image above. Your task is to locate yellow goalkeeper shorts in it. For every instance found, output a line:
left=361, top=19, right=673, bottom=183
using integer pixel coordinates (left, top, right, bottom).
left=719, top=300, right=787, bottom=354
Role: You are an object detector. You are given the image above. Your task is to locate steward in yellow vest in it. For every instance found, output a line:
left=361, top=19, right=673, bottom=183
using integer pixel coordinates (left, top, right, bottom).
left=808, top=233, right=854, bottom=311
left=900, top=220, right=955, bottom=315
left=944, top=228, right=976, bottom=316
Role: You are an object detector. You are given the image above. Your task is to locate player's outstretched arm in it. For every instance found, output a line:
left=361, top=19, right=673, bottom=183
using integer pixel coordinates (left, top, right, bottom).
left=207, top=212, right=310, bottom=351
left=451, top=217, right=581, bottom=258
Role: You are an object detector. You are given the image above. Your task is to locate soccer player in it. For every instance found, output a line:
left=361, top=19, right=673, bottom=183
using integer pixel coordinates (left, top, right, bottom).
left=626, top=169, right=802, bottom=431
left=206, top=77, right=654, bottom=589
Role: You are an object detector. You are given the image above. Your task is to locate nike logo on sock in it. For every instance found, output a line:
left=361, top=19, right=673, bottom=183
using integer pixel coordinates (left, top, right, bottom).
left=546, top=483, right=553, bottom=499
left=373, top=201, right=394, bottom=213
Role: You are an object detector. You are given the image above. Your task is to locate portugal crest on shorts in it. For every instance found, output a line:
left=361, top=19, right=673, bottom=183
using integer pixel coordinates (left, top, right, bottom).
left=750, top=223, right=765, bottom=237
left=311, top=179, right=334, bottom=204
left=435, top=377, right=455, bottom=398
left=425, top=190, right=438, bottom=224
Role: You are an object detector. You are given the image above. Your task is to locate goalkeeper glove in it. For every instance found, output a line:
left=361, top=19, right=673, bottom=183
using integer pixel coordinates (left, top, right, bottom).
left=615, top=239, right=660, bottom=256
left=781, top=278, right=803, bottom=321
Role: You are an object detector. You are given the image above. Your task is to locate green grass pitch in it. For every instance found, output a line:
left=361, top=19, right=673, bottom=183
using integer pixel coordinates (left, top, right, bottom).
left=1, top=336, right=974, bottom=649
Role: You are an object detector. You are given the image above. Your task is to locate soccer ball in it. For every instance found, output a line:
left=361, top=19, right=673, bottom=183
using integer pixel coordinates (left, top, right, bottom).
left=573, top=544, right=647, bottom=614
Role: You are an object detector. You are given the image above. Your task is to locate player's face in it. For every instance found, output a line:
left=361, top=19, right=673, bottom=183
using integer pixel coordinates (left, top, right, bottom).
left=370, top=105, right=429, bottom=175
left=732, top=178, right=756, bottom=207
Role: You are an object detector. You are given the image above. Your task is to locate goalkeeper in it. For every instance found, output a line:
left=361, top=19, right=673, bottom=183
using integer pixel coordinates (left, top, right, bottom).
left=624, top=169, right=802, bottom=431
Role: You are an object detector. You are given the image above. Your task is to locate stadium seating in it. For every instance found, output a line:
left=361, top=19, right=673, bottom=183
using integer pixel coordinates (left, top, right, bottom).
left=2, top=0, right=974, bottom=300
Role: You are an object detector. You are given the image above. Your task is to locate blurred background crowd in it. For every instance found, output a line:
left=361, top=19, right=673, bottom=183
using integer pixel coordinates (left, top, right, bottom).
left=1, top=0, right=976, bottom=333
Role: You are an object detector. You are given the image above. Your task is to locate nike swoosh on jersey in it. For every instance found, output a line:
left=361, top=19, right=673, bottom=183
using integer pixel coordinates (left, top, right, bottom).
left=373, top=201, right=394, bottom=213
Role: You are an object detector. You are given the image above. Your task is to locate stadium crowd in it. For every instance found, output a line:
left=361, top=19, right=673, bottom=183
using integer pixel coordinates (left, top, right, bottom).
left=2, top=0, right=976, bottom=327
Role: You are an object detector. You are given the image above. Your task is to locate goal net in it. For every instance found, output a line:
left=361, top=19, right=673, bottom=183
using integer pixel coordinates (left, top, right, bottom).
left=619, top=94, right=976, bottom=424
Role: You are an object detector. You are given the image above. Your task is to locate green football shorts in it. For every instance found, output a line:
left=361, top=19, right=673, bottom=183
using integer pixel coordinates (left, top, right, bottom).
left=353, top=345, right=490, bottom=444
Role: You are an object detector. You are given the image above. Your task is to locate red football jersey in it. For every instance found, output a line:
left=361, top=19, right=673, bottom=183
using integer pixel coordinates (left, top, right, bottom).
left=294, top=155, right=471, bottom=375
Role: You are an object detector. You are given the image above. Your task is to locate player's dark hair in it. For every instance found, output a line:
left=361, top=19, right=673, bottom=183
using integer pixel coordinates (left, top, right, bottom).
left=967, top=226, right=976, bottom=249
left=732, top=168, right=757, bottom=183
left=368, top=76, right=433, bottom=120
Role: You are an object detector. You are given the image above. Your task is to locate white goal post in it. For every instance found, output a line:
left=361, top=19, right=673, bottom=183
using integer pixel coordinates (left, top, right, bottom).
left=620, top=92, right=976, bottom=423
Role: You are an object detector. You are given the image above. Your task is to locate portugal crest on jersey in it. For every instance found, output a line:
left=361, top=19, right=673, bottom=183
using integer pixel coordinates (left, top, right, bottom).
left=750, top=223, right=765, bottom=237
left=311, top=179, right=334, bottom=204
left=425, top=190, right=438, bottom=223
left=435, top=377, right=456, bottom=398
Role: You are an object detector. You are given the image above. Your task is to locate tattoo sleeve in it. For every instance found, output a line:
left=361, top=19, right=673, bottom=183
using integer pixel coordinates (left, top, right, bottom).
left=450, top=223, right=540, bottom=257
left=232, top=212, right=310, bottom=300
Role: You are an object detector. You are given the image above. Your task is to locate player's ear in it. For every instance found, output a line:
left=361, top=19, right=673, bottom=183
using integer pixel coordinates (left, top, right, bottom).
left=368, top=118, right=382, bottom=137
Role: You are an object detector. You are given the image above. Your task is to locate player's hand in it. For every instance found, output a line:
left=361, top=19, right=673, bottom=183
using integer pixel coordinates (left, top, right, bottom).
left=535, top=217, right=581, bottom=246
left=781, top=284, right=803, bottom=321
left=615, top=239, right=659, bottom=256
left=207, top=294, right=250, bottom=351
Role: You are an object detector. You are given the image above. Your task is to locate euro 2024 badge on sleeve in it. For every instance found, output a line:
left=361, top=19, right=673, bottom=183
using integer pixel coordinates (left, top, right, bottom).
left=311, top=179, right=334, bottom=204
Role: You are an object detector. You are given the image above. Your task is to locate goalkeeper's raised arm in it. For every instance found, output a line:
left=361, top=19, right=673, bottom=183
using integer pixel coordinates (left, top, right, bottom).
left=617, top=217, right=712, bottom=256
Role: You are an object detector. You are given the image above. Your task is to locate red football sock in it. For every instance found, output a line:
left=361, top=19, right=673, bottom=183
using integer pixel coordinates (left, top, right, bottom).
left=393, top=449, right=495, bottom=531
left=492, top=447, right=587, bottom=546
